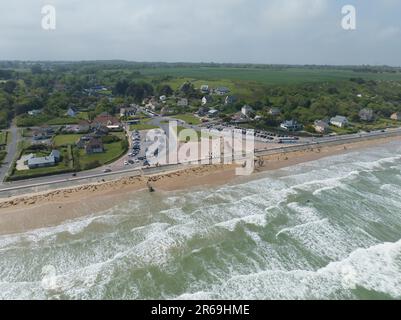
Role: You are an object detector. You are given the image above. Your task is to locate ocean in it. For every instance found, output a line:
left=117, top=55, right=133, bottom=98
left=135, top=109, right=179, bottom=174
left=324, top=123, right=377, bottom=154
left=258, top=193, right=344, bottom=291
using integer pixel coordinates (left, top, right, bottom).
left=1, top=141, right=401, bottom=300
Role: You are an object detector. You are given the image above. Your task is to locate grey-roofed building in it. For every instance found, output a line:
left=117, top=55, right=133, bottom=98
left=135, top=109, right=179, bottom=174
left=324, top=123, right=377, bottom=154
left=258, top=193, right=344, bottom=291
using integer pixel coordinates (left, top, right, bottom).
left=359, top=108, right=374, bottom=122
left=330, top=115, right=348, bottom=128
left=27, top=155, right=56, bottom=169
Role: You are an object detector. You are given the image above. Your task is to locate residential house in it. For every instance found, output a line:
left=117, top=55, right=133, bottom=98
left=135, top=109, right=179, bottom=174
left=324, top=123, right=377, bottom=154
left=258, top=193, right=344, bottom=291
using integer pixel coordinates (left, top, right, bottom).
left=314, top=120, right=330, bottom=134
left=120, top=106, right=137, bottom=118
left=64, top=121, right=90, bottom=134
left=225, top=96, right=236, bottom=105
left=269, top=107, right=281, bottom=116
left=208, top=109, right=219, bottom=118
left=231, top=113, right=249, bottom=124
left=390, top=112, right=401, bottom=121
left=200, top=85, right=209, bottom=94
left=66, top=106, right=78, bottom=117
left=91, top=124, right=109, bottom=136
left=32, top=127, right=54, bottom=140
left=202, top=96, right=213, bottom=106
left=197, top=106, right=210, bottom=117
left=177, top=98, right=188, bottom=107
left=76, top=136, right=104, bottom=154
left=85, top=137, right=104, bottom=154
left=241, top=105, right=254, bottom=118
left=330, top=115, right=348, bottom=128
left=93, top=113, right=122, bottom=130
left=359, top=108, right=374, bottom=122
left=159, top=95, right=167, bottom=102
left=215, top=87, right=230, bottom=95
left=27, top=149, right=60, bottom=169
left=280, top=120, right=302, bottom=131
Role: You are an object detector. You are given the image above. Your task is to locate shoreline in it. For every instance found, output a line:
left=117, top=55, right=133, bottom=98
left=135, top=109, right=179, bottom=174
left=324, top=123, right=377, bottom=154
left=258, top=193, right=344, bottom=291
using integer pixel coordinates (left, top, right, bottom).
left=0, top=134, right=400, bottom=235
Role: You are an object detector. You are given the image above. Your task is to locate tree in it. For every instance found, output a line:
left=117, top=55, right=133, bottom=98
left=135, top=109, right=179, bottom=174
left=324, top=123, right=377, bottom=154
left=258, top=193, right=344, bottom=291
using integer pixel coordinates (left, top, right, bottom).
left=3, top=81, right=17, bottom=94
left=157, top=84, right=173, bottom=97
left=114, top=79, right=129, bottom=96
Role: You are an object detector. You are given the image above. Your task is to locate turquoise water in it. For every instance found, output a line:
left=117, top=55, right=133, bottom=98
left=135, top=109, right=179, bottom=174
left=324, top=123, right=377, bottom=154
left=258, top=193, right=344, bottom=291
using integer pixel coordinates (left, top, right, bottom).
left=1, top=142, right=401, bottom=300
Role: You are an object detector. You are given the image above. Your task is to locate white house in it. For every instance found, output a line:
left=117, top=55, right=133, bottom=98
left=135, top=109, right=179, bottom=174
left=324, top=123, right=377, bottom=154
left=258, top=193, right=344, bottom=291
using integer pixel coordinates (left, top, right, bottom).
left=314, top=120, right=330, bottom=133
left=177, top=98, right=188, bottom=107
left=208, top=109, right=219, bottom=118
left=200, top=85, right=209, bottom=94
left=241, top=105, right=253, bottom=117
left=159, top=95, right=167, bottom=102
left=330, top=115, right=348, bottom=128
left=28, top=109, right=42, bottom=116
left=280, top=120, right=302, bottom=131
left=66, top=106, right=77, bottom=117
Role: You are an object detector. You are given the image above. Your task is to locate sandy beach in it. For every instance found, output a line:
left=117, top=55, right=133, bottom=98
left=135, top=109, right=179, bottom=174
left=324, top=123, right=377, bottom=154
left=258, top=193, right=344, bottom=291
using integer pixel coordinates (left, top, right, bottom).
left=1, top=135, right=400, bottom=235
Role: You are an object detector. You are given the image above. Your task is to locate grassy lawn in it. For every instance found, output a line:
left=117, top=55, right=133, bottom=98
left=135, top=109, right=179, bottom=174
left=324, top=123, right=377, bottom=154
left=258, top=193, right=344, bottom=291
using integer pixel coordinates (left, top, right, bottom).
left=172, top=113, right=201, bottom=125
left=141, top=67, right=401, bottom=85
left=78, top=141, right=125, bottom=167
left=53, top=134, right=83, bottom=147
left=0, top=131, right=7, bottom=145
left=174, top=126, right=217, bottom=142
left=129, top=119, right=159, bottom=131
left=46, top=117, right=80, bottom=125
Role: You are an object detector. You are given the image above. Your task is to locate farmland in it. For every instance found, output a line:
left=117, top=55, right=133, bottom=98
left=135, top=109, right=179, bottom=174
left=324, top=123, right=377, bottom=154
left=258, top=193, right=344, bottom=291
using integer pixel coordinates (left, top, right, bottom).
left=140, top=67, right=401, bottom=85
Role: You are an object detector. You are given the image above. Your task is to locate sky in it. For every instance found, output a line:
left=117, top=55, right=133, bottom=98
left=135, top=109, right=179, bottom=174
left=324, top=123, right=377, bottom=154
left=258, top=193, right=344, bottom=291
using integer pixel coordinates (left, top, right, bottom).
left=0, top=0, right=401, bottom=65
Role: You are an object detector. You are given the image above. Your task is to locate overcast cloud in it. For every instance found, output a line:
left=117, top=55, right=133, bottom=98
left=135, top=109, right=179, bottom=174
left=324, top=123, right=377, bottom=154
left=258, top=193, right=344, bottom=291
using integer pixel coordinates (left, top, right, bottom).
left=0, top=0, right=400, bottom=65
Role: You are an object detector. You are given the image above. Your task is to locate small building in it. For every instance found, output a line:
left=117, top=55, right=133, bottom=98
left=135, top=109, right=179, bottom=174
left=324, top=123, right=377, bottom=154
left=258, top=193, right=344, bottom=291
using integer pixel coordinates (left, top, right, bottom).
left=215, top=87, right=230, bottom=95
left=390, top=112, right=401, bottom=121
left=28, top=109, right=42, bottom=116
left=120, top=106, right=137, bottom=118
left=85, top=138, right=104, bottom=154
left=280, top=120, right=302, bottom=131
left=177, top=98, right=188, bottom=107
left=197, top=106, right=210, bottom=117
left=50, top=150, right=61, bottom=162
left=241, top=105, right=254, bottom=117
left=208, top=109, right=219, bottom=118
left=330, top=115, right=348, bottom=128
left=64, top=121, right=90, bottom=134
left=159, top=95, right=167, bottom=102
left=32, top=127, right=54, bottom=140
left=27, top=156, right=56, bottom=169
left=200, top=85, right=209, bottom=94
left=66, top=106, right=78, bottom=117
left=359, top=108, right=374, bottom=122
left=26, top=150, right=60, bottom=169
left=202, top=96, right=213, bottom=106
left=93, top=113, right=122, bottom=130
left=269, top=107, right=281, bottom=116
left=314, top=120, right=330, bottom=134
left=225, top=96, right=236, bottom=105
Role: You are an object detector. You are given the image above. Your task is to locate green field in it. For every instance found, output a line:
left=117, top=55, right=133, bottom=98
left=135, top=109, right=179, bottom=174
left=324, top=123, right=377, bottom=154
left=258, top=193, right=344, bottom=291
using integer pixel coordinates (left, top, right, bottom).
left=0, top=131, right=7, bottom=145
left=141, top=67, right=401, bottom=85
left=78, top=141, right=125, bottom=167
left=172, top=114, right=201, bottom=125
left=129, top=119, right=159, bottom=131
left=53, top=134, right=83, bottom=147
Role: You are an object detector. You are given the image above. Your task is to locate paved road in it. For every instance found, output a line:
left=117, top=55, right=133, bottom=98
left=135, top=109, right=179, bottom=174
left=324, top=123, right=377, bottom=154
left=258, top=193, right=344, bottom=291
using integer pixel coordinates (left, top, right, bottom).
left=0, top=124, right=19, bottom=183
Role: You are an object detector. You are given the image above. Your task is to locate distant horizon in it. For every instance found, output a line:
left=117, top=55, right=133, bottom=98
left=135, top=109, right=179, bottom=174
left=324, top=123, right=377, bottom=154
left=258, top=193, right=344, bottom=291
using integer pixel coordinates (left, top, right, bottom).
left=1, top=60, right=401, bottom=69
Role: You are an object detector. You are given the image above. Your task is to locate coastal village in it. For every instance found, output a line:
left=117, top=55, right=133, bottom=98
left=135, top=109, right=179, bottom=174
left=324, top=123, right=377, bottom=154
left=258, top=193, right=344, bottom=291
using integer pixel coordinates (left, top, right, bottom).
left=1, top=63, right=401, bottom=185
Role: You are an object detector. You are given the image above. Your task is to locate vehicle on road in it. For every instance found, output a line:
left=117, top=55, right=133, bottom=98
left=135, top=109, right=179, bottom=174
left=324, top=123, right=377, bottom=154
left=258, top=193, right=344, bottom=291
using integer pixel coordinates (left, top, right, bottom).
left=103, top=168, right=112, bottom=173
